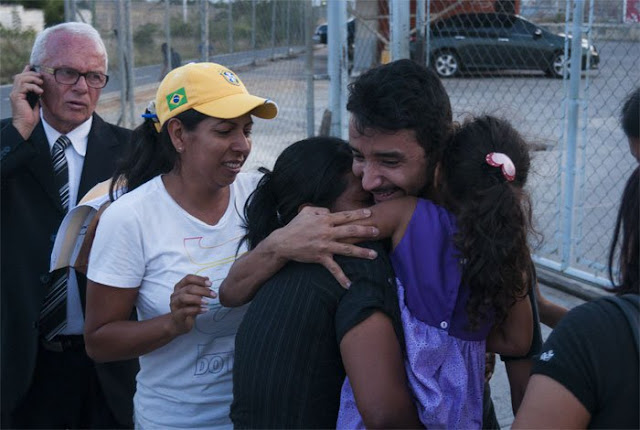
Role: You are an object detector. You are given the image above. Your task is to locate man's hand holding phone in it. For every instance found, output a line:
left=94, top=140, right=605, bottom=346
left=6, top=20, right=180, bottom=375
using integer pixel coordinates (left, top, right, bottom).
left=9, top=65, right=44, bottom=140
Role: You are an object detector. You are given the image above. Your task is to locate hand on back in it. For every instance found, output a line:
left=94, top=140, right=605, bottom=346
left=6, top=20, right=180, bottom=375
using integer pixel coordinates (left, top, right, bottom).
left=272, top=206, right=380, bottom=288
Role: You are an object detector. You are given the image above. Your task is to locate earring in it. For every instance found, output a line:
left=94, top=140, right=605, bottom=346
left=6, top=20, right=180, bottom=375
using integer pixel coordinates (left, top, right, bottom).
left=176, top=147, right=184, bottom=153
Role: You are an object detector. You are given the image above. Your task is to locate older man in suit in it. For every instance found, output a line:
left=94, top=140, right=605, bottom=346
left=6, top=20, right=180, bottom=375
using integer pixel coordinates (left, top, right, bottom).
left=1, top=22, right=137, bottom=428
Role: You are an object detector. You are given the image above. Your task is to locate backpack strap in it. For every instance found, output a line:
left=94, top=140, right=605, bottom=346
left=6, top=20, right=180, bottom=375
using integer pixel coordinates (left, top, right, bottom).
left=600, top=294, right=639, bottom=356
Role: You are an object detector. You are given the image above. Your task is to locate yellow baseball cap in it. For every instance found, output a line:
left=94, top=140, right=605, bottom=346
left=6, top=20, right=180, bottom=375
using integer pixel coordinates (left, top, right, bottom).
left=155, top=62, right=278, bottom=129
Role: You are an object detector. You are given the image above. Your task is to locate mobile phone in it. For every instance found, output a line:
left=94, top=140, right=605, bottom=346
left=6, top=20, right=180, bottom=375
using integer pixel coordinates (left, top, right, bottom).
left=26, top=66, right=39, bottom=108
left=26, top=91, right=39, bottom=108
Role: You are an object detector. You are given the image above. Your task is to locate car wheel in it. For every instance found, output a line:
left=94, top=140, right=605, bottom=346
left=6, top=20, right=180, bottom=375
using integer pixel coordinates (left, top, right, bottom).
left=547, top=51, right=569, bottom=78
left=433, top=50, right=460, bottom=78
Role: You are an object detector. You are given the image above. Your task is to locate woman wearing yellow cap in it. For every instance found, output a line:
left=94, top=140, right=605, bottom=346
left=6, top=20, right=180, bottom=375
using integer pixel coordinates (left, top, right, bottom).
left=83, top=62, right=277, bottom=429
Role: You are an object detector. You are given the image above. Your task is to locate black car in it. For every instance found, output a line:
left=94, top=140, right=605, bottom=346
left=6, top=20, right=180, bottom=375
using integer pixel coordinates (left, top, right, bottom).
left=313, top=18, right=355, bottom=45
left=421, top=13, right=599, bottom=78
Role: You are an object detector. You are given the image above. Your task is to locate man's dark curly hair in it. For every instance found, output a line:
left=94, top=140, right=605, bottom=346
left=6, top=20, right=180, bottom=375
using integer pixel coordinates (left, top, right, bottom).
left=347, top=59, right=453, bottom=197
left=441, top=116, right=533, bottom=330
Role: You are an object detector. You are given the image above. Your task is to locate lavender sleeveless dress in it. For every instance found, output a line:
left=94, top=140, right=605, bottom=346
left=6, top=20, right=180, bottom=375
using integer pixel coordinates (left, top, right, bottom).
left=337, top=199, right=493, bottom=429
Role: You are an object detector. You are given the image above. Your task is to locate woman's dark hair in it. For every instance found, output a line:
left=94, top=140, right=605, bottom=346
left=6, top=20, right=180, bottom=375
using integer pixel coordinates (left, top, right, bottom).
left=110, top=109, right=209, bottom=200
left=608, top=167, right=639, bottom=295
left=621, top=88, right=639, bottom=140
left=441, top=116, right=533, bottom=329
left=241, top=137, right=353, bottom=250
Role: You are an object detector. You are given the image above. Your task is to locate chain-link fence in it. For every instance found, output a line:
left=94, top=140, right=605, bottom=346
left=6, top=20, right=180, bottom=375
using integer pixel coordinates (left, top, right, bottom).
left=65, top=0, right=640, bottom=287
left=3, top=0, right=636, bottom=287
left=433, top=0, right=637, bottom=287
left=343, top=0, right=638, bottom=287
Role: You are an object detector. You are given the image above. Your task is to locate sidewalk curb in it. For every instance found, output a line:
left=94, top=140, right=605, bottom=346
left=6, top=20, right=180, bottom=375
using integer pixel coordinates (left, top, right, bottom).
left=536, top=265, right=609, bottom=302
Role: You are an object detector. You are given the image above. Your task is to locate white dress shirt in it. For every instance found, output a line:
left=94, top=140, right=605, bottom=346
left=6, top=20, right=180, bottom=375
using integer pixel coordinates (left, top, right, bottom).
left=41, top=111, right=93, bottom=335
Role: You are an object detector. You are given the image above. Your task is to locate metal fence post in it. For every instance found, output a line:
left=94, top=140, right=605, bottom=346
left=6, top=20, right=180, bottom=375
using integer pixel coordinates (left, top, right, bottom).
left=228, top=0, right=234, bottom=54
left=389, top=0, right=410, bottom=60
left=415, top=0, right=426, bottom=65
left=340, top=10, right=348, bottom=141
left=426, top=0, right=431, bottom=67
left=328, top=0, right=347, bottom=138
left=125, top=0, right=135, bottom=128
left=286, top=0, right=291, bottom=52
left=271, top=0, right=277, bottom=60
left=64, top=0, right=70, bottom=21
left=64, top=0, right=77, bottom=22
left=561, top=0, right=585, bottom=270
left=200, top=0, right=209, bottom=62
left=305, top=0, right=315, bottom=137
left=251, top=0, right=256, bottom=51
left=116, top=0, right=127, bottom=127
left=164, top=0, right=172, bottom=71
left=573, top=0, right=595, bottom=271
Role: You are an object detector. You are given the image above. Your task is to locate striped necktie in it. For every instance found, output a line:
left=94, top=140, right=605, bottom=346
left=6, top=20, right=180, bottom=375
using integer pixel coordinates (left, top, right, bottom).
left=39, top=135, right=72, bottom=340
left=51, top=135, right=71, bottom=211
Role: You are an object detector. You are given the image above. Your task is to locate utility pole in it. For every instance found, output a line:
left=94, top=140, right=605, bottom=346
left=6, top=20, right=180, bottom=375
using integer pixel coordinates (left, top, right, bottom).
left=183, top=0, right=188, bottom=23
left=125, top=0, right=135, bottom=128
left=201, top=0, right=209, bottom=62
left=390, top=0, right=410, bottom=60
left=165, top=0, right=172, bottom=72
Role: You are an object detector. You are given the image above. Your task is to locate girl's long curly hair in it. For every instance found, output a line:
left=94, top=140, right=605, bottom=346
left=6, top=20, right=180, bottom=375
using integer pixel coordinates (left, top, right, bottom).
left=440, top=116, right=534, bottom=330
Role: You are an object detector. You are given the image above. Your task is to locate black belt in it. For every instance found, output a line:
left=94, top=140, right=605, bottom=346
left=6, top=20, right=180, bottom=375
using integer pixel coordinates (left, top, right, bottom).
left=40, top=335, right=85, bottom=353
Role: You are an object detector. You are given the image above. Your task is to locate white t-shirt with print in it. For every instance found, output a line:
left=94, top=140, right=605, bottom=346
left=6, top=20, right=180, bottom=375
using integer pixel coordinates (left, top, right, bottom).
left=88, top=173, right=260, bottom=429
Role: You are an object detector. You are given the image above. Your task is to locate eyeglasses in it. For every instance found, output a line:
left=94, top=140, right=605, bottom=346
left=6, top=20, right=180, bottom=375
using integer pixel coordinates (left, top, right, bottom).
left=35, top=66, right=109, bottom=89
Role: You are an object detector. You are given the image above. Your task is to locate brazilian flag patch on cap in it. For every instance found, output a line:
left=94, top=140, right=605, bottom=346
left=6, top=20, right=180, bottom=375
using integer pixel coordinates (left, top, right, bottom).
left=166, top=88, right=188, bottom=111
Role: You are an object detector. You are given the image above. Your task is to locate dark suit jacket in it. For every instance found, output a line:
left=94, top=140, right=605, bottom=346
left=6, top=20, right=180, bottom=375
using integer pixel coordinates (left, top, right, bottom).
left=0, top=114, right=139, bottom=427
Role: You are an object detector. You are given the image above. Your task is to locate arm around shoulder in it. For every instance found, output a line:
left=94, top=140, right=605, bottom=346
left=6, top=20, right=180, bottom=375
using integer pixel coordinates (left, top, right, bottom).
left=219, top=231, right=288, bottom=307
left=219, top=206, right=380, bottom=306
left=361, top=196, right=417, bottom=249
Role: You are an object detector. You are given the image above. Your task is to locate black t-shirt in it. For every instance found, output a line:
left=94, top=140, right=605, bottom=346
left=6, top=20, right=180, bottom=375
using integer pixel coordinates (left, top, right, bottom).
left=531, top=296, right=639, bottom=429
left=230, top=241, right=402, bottom=429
